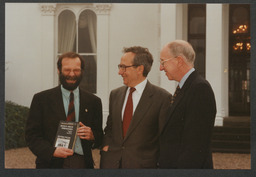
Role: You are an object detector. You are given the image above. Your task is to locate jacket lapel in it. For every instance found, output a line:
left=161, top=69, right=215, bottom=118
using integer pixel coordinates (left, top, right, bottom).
left=51, top=86, right=66, bottom=121
left=159, top=71, right=198, bottom=135
left=79, top=88, right=90, bottom=123
left=124, top=81, right=154, bottom=141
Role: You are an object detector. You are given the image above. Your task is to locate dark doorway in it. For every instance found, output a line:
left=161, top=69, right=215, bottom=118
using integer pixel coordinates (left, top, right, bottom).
left=188, top=4, right=206, bottom=78
left=229, top=4, right=250, bottom=116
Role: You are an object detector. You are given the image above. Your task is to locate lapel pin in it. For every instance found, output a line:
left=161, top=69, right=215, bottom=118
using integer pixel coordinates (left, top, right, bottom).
left=85, top=109, right=88, bottom=112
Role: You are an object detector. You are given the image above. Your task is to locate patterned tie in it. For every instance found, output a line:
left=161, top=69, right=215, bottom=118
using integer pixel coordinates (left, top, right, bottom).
left=66, top=92, right=75, bottom=121
left=122, top=87, right=136, bottom=138
left=170, top=85, right=181, bottom=105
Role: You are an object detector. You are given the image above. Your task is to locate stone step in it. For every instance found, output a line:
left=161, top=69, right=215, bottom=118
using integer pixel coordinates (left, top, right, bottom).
left=211, top=116, right=250, bottom=153
left=213, top=126, right=250, bottom=134
left=212, top=148, right=250, bottom=153
left=223, top=116, right=250, bottom=127
left=212, top=133, right=250, bottom=141
left=212, top=140, right=250, bottom=148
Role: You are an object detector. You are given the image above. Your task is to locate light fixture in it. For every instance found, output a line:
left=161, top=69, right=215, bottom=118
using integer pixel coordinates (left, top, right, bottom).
left=233, top=42, right=243, bottom=51
left=246, top=43, right=251, bottom=51
left=233, top=25, right=248, bottom=34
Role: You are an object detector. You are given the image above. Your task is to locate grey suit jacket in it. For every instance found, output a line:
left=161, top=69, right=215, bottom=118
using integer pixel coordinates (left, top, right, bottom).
left=100, top=81, right=171, bottom=168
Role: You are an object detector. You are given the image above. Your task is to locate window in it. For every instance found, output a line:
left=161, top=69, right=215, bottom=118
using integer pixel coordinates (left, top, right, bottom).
left=58, top=9, right=97, bottom=93
left=188, top=4, right=206, bottom=78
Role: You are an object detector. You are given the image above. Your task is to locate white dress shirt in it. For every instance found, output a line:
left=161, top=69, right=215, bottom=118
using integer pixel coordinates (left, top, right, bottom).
left=61, top=86, right=83, bottom=155
left=121, top=79, right=148, bottom=120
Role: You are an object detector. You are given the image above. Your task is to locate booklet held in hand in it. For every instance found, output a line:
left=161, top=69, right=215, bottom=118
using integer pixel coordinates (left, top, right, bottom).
left=54, top=121, right=79, bottom=150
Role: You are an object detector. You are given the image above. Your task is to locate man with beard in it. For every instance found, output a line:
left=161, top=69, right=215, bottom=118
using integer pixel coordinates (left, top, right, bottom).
left=25, top=52, right=103, bottom=169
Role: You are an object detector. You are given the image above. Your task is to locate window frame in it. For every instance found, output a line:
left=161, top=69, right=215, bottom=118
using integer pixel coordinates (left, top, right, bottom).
left=54, top=4, right=111, bottom=94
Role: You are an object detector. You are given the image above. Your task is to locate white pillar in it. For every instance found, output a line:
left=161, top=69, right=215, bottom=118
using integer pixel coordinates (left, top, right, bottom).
left=176, top=4, right=188, bottom=40
left=40, top=4, right=56, bottom=90
left=95, top=4, right=112, bottom=128
left=160, top=4, right=178, bottom=93
left=206, top=4, right=229, bottom=126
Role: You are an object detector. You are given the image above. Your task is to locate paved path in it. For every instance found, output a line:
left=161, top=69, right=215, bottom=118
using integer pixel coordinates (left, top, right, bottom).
left=5, top=147, right=251, bottom=169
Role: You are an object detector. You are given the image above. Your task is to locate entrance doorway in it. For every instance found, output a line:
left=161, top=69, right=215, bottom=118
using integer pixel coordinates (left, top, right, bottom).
left=229, top=4, right=250, bottom=116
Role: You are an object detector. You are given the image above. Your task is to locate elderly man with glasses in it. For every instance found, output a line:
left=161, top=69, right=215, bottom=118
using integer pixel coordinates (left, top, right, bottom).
left=100, top=46, right=171, bottom=169
left=158, top=40, right=216, bottom=169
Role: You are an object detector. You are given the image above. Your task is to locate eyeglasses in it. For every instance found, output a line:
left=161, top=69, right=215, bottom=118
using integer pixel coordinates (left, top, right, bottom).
left=63, top=69, right=81, bottom=75
left=159, top=57, right=177, bottom=66
left=118, top=64, right=138, bottom=71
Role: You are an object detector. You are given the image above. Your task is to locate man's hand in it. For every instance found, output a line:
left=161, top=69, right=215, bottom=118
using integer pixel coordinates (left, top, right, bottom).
left=77, top=122, right=95, bottom=140
left=102, top=145, right=109, bottom=152
left=53, top=147, right=73, bottom=158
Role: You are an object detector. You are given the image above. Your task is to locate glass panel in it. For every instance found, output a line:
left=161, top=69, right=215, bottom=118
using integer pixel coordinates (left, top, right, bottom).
left=79, top=55, right=97, bottom=93
left=189, top=39, right=205, bottom=78
left=58, top=10, right=76, bottom=53
left=231, top=7, right=249, bottom=35
left=189, top=7, right=206, bottom=35
left=78, top=10, right=97, bottom=53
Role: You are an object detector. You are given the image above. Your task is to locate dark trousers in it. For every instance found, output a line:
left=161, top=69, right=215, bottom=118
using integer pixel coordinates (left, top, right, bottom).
left=63, top=153, right=86, bottom=169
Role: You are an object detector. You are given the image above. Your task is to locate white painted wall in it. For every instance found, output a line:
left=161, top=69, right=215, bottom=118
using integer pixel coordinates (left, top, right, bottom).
left=5, top=3, right=44, bottom=107
left=108, top=4, right=161, bottom=92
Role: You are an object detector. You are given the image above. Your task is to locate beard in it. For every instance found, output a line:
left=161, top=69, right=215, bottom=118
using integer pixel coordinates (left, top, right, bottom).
left=59, top=72, right=83, bottom=91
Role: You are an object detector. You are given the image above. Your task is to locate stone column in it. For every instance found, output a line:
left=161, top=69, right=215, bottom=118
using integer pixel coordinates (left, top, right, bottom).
left=94, top=4, right=112, bottom=127
left=206, top=4, right=229, bottom=126
left=39, top=3, right=56, bottom=90
left=160, top=4, right=179, bottom=94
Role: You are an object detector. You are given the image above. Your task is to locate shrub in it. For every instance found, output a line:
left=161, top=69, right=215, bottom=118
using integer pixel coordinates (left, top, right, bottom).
left=5, top=101, right=29, bottom=150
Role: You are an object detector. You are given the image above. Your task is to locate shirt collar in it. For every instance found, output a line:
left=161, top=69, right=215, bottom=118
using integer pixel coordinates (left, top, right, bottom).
left=61, top=85, right=79, bottom=98
left=132, top=78, right=147, bottom=95
left=179, top=68, right=195, bottom=88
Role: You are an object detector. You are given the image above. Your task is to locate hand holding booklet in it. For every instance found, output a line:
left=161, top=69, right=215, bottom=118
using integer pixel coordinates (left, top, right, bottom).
left=54, top=121, right=79, bottom=150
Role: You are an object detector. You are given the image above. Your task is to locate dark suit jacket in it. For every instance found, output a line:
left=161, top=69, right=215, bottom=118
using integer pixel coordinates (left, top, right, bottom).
left=25, top=86, right=103, bottom=168
left=159, top=71, right=217, bottom=169
left=100, top=81, right=171, bottom=168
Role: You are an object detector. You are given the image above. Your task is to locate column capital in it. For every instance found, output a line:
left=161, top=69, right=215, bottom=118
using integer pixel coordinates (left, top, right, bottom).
left=39, top=3, right=57, bottom=16
left=94, top=4, right=112, bottom=15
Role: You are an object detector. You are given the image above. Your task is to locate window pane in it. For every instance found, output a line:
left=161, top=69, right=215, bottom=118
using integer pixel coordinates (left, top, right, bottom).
left=231, top=7, right=249, bottom=35
left=188, top=5, right=206, bottom=35
left=79, top=55, right=97, bottom=93
left=58, top=10, right=76, bottom=53
left=78, top=10, right=97, bottom=53
left=189, top=39, right=205, bottom=78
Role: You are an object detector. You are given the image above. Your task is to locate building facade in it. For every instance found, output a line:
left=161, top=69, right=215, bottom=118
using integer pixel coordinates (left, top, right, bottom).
left=5, top=3, right=250, bottom=127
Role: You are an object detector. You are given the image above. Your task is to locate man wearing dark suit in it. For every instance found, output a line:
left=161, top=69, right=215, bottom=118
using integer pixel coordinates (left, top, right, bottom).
left=158, top=40, right=217, bottom=169
left=100, top=46, right=171, bottom=169
left=25, top=52, right=103, bottom=168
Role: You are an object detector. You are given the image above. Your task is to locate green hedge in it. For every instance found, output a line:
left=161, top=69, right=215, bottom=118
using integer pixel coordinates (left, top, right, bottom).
left=5, top=101, right=29, bottom=150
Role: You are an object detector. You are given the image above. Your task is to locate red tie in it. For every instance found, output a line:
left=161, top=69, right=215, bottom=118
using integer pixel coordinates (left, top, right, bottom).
left=122, top=87, right=136, bottom=138
left=66, top=92, right=75, bottom=121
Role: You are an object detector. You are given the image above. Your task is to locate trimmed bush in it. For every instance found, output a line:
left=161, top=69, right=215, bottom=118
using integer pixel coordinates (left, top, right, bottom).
left=5, top=101, right=29, bottom=150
